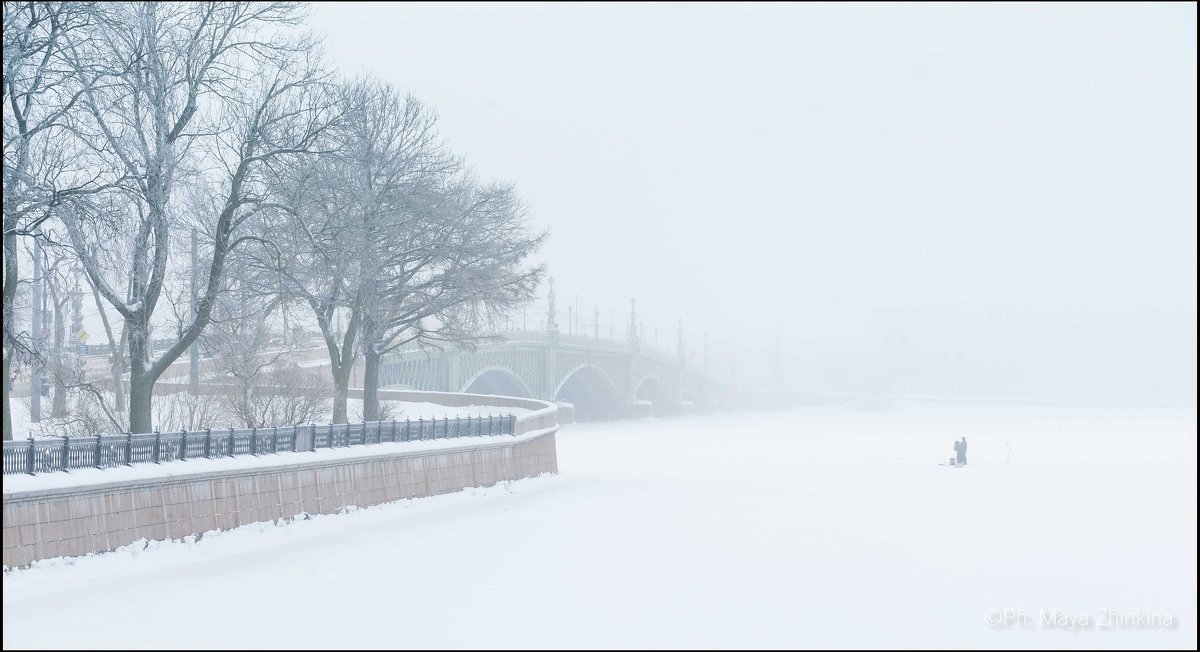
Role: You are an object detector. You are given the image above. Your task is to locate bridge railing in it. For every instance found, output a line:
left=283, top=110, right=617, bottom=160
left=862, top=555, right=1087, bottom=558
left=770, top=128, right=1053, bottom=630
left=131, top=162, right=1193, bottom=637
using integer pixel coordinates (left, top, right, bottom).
left=2, top=413, right=517, bottom=476
left=495, top=329, right=685, bottom=360
left=546, top=333, right=632, bottom=351
left=379, top=329, right=698, bottom=374
left=495, top=329, right=552, bottom=345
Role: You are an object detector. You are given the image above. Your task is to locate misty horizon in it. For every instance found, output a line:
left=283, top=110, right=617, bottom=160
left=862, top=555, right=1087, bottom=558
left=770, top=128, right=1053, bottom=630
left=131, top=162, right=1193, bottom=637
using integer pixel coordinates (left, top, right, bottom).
left=5, top=2, right=1196, bottom=399
left=293, top=3, right=1200, bottom=397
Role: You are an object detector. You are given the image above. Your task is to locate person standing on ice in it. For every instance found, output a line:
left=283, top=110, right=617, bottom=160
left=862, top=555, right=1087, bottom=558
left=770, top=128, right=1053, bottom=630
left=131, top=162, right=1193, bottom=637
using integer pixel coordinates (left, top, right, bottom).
left=960, top=436, right=968, bottom=465
left=953, top=439, right=963, bottom=465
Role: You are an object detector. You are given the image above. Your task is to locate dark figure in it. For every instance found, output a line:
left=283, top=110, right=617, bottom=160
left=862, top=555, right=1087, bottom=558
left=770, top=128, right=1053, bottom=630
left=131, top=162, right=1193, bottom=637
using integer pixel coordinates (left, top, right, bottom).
left=960, top=436, right=968, bottom=465
left=953, top=439, right=963, bottom=465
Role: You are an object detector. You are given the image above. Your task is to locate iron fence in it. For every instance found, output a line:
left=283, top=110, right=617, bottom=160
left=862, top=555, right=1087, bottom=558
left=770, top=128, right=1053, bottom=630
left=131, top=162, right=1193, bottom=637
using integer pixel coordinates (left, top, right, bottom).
left=2, top=413, right=517, bottom=476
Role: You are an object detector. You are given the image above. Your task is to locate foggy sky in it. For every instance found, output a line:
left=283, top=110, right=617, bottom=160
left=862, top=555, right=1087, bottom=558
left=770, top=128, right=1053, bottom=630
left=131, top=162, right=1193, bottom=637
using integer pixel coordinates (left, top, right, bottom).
left=311, top=2, right=1196, bottom=391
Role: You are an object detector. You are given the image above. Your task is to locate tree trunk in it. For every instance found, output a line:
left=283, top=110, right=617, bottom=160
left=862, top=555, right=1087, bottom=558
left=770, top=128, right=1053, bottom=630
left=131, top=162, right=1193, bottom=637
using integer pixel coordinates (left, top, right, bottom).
left=363, top=346, right=381, bottom=422
left=2, top=229, right=14, bottom=441
left=314, top=300, right=361, bottom=426
left=331, top=362, right=351, bottom=424
left=127, top=314, right=153, bottom=434
left=239, top=377, right=257, bottom=429
left=1, top=351, right=11, bottom=441
left=128, top=370, right=154, bottom=434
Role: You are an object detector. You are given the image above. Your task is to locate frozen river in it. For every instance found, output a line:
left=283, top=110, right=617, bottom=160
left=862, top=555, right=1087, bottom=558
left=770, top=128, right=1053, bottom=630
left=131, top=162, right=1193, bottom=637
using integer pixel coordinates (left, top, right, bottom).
left=3, top=402, right=1196, bottom=649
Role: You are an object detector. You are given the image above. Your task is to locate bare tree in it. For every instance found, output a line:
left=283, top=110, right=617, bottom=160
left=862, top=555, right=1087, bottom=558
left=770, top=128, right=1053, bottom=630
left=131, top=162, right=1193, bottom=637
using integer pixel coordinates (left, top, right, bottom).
left=264, top=145, right=363, bottom=424
left=59, top=2, right=337, bottom=434
left=223, top=365, right=330, bottom=429
left=2, top=1, right=99, bottom=439
left=153, top=389, right=226, bottom=433
left=358, top=174, right=545, bottom=421
left=264, top=79, right=543, bottom=422
left=264, top=80, right=451, bottom=423
left=7, top=4, right=540, bottom=440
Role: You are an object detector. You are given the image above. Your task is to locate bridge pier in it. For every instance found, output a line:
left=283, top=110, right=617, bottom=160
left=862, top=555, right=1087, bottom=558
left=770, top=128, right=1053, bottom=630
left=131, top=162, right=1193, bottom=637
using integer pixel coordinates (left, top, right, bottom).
left=542, top=342, right=557, bottom=403
left=555, top=401, right=575, bottom=424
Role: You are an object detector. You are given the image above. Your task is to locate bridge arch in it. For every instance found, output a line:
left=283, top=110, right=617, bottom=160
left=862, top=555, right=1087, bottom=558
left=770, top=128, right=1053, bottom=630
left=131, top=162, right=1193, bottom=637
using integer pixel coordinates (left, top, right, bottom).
left=634, top=375, right=671, bottom=417
left=555, top=364, right=623, bottom=421
left=461, top=366, right=533, bottom=398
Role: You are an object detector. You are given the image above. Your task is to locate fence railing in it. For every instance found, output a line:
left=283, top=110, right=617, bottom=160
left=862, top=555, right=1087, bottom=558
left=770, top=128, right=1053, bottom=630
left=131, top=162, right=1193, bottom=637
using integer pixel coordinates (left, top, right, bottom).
left=2, top=413, right=517, bottom=476
left=79, top=338, right=178, bottom=358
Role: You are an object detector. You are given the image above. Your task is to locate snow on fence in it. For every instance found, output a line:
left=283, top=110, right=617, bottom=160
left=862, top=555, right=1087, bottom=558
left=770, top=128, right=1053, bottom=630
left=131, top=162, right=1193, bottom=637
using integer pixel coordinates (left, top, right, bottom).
left=2, top=414, right=517, bottom=476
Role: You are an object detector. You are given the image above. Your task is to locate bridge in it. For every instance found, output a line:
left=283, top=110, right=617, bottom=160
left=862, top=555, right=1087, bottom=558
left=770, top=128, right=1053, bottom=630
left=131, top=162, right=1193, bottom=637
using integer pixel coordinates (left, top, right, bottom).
left=378, top=329, right=726, bottom=421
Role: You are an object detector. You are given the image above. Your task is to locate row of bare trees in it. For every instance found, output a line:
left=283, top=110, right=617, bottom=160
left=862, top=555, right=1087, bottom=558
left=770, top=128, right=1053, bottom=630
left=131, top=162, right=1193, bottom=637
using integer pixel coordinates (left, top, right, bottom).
left=3, top=1, right=544, bottom=439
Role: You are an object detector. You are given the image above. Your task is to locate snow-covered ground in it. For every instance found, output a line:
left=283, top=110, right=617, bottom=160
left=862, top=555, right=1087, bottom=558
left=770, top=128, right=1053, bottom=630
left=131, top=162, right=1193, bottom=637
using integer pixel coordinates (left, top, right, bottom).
left=3, top=402, right=1196, bottom=649
left=6, top=397, right=33, bottom=438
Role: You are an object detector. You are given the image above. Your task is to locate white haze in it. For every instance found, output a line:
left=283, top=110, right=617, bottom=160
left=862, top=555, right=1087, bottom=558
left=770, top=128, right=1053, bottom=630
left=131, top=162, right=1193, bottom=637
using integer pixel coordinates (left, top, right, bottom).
left=310, top=2, right=1197, bottom=400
